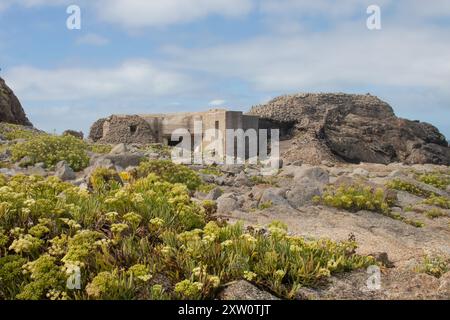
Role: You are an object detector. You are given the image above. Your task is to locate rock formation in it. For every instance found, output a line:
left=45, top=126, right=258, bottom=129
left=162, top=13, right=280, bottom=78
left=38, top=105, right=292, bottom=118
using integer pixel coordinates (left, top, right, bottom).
left=249, top=93, right=450, bottom=165
left=0, top=77, right=32, bottom=126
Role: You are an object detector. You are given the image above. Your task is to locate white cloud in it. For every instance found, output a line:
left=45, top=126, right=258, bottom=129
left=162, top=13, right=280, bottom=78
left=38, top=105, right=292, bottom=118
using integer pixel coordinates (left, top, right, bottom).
left=0, top=0, right=70, bottom=10
left=76, top=33, right=109, bottom=46
left=5, top=60, right=195, bottom=101
left=209, top=99, right=226, bottom=106
left=95, top=0, right=253, bottom=28
left=167, top=24, right=450, bottom=92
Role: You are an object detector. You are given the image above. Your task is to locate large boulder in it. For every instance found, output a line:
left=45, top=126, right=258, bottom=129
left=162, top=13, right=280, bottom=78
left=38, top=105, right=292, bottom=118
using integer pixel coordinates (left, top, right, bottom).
left=249, top=93, right=450, bottom=165
left=0, top=77, right=32, bottom=126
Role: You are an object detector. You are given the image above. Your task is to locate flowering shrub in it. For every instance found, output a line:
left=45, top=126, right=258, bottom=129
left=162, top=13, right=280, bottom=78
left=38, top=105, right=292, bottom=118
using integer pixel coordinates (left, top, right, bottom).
left=315, top=184, right=394, bottom=214
left=418, top=173, right=450, bottom=190
left=386, top=179, right=433, bottom=197
left=11, top=135, right=90, bottom=171
left=136, top=160, right=202, bottom=191
left=315, top=183, right=423, bottom=227
left=87, top=144, right=113, bottom=154
left=159, top=221, right=374, bottom=299
left=415, top=255, right=449, bottom=278
left=89, top=168, right=123, bottom=193
left=0, top=172, right=375, bottom=300
left=423, top=195, right=450, bottom=209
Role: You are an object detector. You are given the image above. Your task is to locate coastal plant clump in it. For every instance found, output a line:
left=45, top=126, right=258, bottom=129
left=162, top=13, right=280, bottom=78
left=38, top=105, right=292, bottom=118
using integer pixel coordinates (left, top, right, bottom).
left=415, top=255, right=449, bottom=278
left=386, top=179, right=433, bottom=198
left=136, top=160, right=203, bottom=191
left=417, top=173, right=450, bottom=190
left=315, top=184, right=424, bottom=227
left=422, top=195, right=450, bottom=209
left=424, top=208, right=447, bottom=219
left=11, top=134, right=90, bottom=171
left=315, top=184, right=394, bottom=214
left=0, top=166, right=375, bottom=300
left=87, top=144, right=113, bottom=154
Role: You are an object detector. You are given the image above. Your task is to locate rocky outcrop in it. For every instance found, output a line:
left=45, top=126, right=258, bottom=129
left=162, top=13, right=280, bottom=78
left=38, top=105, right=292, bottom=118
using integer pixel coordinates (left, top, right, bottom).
left=0, top=77, right=32, bottom=126
left=249, top=93, right=450, bottom=165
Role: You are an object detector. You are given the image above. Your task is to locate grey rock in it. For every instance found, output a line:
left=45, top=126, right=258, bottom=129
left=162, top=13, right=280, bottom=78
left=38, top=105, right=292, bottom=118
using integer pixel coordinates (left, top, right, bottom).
left=388, top=170, right=407, bottom=178
left=293, top=166, right=330, bottom=185
left=18, top=156, right=32, bottom=167
left=26, top=166, right=47, bottom=176
left=0, top=149, right=11, bottom=161
left=72, top=178, right=87, bottom=187
left=217, top=194, right=239, bottom=214
left=234, top=171, right=251, bottom=187
left=55, top=161, right=76, bottom=181
left=0, top=168, right=16, bottom=176
left=206, top=187, right=223, bottom=201
left=395, top=191, right=423, bottom=208
left=220, top=281, right=279, bottom=300
left=199, top=173, right=216, bottom=184
left=259, top=188, right=289, bottom=207
left=286, top=183, right=322, bottom=209
left=221, top=164, right=245, bottom=175
left=351, top=168, right=370, bottom=177
left=110, top=143, right=128, bottom=155
left=102, top=153, right=145, bottom=169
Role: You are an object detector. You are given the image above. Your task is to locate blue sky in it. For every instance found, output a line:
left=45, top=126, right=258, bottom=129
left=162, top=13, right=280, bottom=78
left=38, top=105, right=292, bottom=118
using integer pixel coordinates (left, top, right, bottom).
left=0, top=0, right=449, bottom=138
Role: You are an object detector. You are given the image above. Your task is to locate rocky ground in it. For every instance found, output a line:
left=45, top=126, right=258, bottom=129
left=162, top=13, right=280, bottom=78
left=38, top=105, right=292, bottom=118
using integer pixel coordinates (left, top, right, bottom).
left=196, top=161, right=450, bottom=299
left=1, top=138, right=449, bottom=300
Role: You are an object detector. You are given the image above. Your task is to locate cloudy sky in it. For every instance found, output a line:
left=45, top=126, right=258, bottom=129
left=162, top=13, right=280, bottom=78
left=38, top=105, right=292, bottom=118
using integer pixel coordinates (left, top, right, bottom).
left=0, top=0, right=449, bottom=137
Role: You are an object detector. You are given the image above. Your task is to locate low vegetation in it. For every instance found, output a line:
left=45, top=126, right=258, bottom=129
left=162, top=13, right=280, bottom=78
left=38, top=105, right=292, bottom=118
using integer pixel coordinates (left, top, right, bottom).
left=415, top=255, right=449, bottom=278
left=422, top=195, right=450, bottom=209
left=417, top=172, right=450, bottom=190
left=315, top=184, right=424, bottom=227
left=0, top=123, right=42, bottom=141
left=87, top=144, right=113, bottom=154
left=199, top=166, right=223, bottom=177
left=136, top=160, right=203, bottom=191
left=315, top=184, right=394, bottom=214
left=386, top=179, right=433, bottom=197
left=0, top=162, right=376, bottom=300
left=424, top=208, right=447, bottom=219
left=11, top=134, right=90, bottom=171
left=250, top=175, right=279, bottom=186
